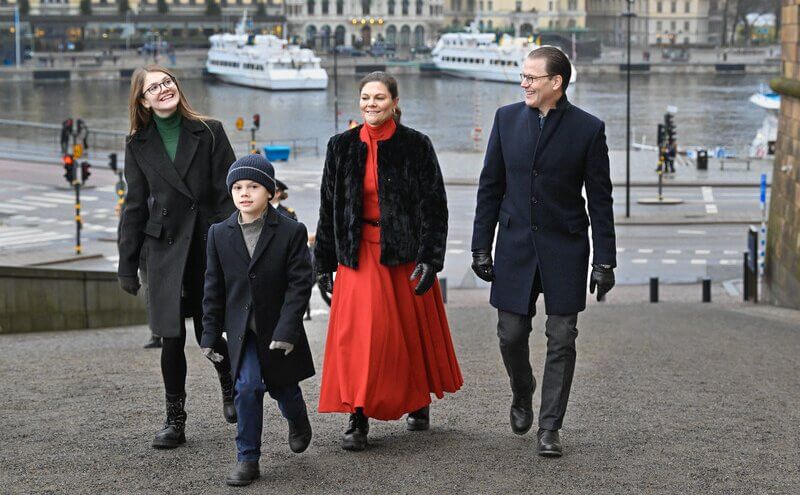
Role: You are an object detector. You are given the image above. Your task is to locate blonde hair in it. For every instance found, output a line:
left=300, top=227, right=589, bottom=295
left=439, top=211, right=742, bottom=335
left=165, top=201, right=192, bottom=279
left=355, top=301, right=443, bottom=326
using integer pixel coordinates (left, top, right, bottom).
left=127, top=65, right=210, bottom=138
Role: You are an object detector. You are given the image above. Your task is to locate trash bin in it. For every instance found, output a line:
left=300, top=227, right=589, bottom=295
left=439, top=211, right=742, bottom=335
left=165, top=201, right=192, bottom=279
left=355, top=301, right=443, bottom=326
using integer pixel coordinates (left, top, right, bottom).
left=696, top=148, right=708, bottom=170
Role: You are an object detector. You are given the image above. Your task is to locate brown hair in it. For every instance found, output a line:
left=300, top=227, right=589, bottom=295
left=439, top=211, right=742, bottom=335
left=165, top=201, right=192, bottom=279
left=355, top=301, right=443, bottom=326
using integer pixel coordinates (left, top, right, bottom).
left=127, top=65, right=210, bottom=137
left=358, top=71, right=401, bottom=124
left=527, top=46, right=572, bottom=92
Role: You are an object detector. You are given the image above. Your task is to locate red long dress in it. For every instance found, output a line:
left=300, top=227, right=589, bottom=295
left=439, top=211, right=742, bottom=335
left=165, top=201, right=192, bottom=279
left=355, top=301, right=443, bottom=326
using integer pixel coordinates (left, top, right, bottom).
left=318, top=119, right=463, bottom=421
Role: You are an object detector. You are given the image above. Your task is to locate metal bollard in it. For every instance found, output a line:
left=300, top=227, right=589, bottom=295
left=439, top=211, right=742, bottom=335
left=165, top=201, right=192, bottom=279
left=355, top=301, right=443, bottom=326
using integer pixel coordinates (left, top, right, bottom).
left=440, top=277, right=447, bottom=304
left=649, top=277, right=659, bottom=303
left=702, top=278, right=711, bottom=303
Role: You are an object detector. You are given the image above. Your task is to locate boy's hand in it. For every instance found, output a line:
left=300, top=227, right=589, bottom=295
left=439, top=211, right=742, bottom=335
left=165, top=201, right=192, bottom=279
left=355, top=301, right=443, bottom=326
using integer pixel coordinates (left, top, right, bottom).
left=317, top=272, right=334, bottom=294
left=269, top=341, right=294, bottom=356
left=201, top=347, right=224, bottom=363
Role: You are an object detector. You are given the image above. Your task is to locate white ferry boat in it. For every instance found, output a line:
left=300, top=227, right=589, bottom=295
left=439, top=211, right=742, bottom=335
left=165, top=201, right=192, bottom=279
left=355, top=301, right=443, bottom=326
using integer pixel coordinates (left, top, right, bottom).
left=206, top=13, right=328, bottom=91
left=431, top=26, right=577, bottom=85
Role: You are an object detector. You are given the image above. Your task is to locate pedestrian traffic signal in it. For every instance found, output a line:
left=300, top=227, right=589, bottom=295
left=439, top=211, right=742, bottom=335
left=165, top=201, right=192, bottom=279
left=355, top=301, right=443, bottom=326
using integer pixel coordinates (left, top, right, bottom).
left=664, top=113, right=676, bottom=142
left=80, top=161, right=91, bottom=183
left=108, top=152, right=118, bottom=172
left=657, top=123, right=666, bottom=147
left=236, top=117, right=244, bottom=131
left=63, top=155, right=75, bottom=183
left=253, top=113, right=260, bottom=130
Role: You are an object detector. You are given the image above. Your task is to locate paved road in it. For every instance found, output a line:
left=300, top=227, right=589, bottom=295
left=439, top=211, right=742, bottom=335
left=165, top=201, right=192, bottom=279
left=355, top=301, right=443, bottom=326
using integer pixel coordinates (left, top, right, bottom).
left=1, top=298, right=798, bottom=493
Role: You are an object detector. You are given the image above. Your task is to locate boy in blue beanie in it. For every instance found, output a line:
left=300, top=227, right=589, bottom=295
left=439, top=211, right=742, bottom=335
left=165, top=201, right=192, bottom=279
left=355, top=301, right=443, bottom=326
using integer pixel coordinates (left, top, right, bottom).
left=200, top=154, right=316, bottom=487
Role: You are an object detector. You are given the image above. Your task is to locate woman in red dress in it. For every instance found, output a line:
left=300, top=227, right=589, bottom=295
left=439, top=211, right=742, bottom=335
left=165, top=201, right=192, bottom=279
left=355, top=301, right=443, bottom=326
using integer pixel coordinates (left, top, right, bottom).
left=314, top=72, right=463, bottom=451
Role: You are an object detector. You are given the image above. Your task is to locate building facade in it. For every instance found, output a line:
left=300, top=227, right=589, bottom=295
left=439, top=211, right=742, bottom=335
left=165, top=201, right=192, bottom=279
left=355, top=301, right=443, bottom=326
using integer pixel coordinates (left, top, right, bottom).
left=284, top=0, right=445, bottom=48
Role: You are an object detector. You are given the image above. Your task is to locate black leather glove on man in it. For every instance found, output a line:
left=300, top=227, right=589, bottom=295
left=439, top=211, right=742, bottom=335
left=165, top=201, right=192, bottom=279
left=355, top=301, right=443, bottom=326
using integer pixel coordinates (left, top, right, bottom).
left=409, top=262, right=435, bottom=295
left=317, top=272, right=334, bottom=295
left=118, top=275, right=140, bottom=296
left=589, top=264, right=615, bottom=301
left=471, top=248, right=494, bottom=282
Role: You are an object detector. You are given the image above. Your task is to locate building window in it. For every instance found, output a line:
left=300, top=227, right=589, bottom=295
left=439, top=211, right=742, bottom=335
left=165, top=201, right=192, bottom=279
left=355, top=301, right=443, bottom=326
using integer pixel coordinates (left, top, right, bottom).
left=416, top=0, right=422, bottom=15
left=479, top=1, right=483, bottom=10
left=362, top=0, right=370, bottom=14
left=656, top=20, right=662, bottom=31
left=568, top=0, right=576, bottom=10
left=515, top=0, right=521, bottom=11
left=549, top=1, right=553, bottom=11
left=656, top=1, right=662, bottom=12
left=322, top=0, right=329, bottom=13
left=388, top=0, right=395, bottom=14
left=337, top=0, right=343, bottom=14
left=307, top=0, right=315, bottom=14
left=402, top=0, right=409, bottom=15
left=670, top=1, right=676, bottom=12
left=670, top=20, right=676, bottom=31
left=684, top=20, right=689, bottom=31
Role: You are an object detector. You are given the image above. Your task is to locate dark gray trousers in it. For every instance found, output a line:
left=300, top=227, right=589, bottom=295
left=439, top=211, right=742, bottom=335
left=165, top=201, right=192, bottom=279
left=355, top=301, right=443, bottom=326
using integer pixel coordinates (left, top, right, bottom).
left=496, top=271, right=579, bottom=430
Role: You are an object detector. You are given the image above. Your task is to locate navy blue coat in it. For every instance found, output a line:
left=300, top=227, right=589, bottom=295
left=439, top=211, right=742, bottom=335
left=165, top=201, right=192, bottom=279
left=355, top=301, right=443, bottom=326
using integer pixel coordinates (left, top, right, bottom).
left=471, top=96, right=616, bottom=316
left=200, top=206, right=315, bottom=388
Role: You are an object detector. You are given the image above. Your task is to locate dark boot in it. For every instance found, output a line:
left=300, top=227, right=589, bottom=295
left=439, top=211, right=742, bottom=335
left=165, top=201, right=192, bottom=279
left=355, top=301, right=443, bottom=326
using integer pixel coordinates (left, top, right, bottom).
left=536, top=428, right=563, bottom=457
left=287, top=408, right=313, bottom=453
left=342, top=409, right=368, bottom=451
left=152, top=392, right=186, bottom=449
left=406, top=405, right=430, bottom=431
left=143, top=333, right=162, bottom=349
left=510, top=393, right=534, bottom=435
left=226, top=461, right=260, bottom=486
left=218, top=370, right=237, bottom=424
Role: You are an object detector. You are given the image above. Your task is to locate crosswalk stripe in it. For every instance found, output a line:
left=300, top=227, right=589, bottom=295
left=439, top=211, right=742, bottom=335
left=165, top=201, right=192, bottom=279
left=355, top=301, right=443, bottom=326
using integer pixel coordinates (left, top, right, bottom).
left=8, top=199, right=56, bottom=209
left=23, top=196, right=74, bottom=205
left=0, top=202, right=36, bottom=211
left=43, top=192, right=98, bottom=202
left=0, top=233, right=73, bottom=247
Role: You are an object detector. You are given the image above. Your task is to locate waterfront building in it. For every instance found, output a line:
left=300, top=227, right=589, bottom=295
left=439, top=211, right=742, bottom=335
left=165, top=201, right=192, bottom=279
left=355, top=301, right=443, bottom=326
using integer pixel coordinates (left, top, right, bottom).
left=443, top=0, right=586, bottom=37
left=283, top=0, right=445, bottom=49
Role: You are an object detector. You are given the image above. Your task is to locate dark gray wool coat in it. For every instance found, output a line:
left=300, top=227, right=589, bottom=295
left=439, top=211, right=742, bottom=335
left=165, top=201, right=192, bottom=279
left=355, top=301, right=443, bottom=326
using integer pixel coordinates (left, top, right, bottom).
left=314, top=123, right=448, bottom=274
left=118, top=118, right=236, bottom=337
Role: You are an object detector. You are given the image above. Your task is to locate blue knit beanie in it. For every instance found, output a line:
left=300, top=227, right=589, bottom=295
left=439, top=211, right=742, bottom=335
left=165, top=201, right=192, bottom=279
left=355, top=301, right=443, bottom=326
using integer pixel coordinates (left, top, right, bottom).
left=226, top=154, right=276, bottom=196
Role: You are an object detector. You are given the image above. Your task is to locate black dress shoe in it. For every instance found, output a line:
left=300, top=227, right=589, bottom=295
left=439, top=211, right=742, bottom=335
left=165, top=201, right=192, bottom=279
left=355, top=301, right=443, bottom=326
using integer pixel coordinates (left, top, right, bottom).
left=288, top=409, right=313, bottom=453
left=536, top=428, right=562, bottom=457
left=226, top=461, right=260, bottom=487
left=342, top=409, right=369, bottom=451
left=510, top=395, right=534, bottom=435
left=143, top=334, right=162, bottom=349
left=406, top=405, right=430, bottom=431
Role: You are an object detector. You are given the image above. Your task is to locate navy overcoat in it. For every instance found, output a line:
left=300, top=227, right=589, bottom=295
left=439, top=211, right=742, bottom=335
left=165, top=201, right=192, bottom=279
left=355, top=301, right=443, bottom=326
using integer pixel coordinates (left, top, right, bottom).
left=471, top=95, right=616, bottom=316
left=200, top=206, right=315, bottom=388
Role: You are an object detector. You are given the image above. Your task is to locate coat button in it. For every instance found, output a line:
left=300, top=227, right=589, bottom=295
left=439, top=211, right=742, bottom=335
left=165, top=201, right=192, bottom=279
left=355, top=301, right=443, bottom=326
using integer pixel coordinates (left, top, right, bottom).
left=531, top=197, right=537, bottom=205
left=533, top=170, right=539, bottom=177
left=244, top=303, right=250, bottom=310
left=532, top=225, right=538, bottom=231
left=238, top=335, right=243, bottom=342
left=167, top=237, right=174, bottom=245
left=203, top=233, right=208, bottom=241
left=190, top=203, right=197, bottom=211
left=249, top=273, right=256, bottom=279
left=161, top=208, right=168, bottom=216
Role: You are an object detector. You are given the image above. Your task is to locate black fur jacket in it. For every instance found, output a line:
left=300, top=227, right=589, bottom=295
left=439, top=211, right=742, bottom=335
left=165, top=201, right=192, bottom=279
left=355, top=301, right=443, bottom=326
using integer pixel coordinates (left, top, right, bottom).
left=314, top=123, right=448, bottom=273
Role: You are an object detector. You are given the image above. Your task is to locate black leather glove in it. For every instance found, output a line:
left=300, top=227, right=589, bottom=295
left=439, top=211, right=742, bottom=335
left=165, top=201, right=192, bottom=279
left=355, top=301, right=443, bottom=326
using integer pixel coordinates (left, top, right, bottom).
left=118, top=275, right=140, bottom=296
left=317, top=272, right=334, bottom=295
left=471, top=248, right=494, bottom=282
left=409, top=262, right=435, bottom=296
left=589, top=264, right=615, bottom=301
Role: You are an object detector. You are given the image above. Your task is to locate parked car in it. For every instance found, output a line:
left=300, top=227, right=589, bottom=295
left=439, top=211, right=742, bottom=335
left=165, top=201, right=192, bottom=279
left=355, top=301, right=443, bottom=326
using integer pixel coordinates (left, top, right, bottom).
left=333, top=46, right=366, bottom=57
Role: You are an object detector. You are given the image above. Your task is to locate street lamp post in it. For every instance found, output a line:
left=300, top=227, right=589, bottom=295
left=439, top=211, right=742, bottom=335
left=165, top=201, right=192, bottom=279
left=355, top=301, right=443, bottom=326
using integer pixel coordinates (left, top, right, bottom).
left=14, top=5, right=21, bottom=69
left=622, top=0, right=635, bottom=218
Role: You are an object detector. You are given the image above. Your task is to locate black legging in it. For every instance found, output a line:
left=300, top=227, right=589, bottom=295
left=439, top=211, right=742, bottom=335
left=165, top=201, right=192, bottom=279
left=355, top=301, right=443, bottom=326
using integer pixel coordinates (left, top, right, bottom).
left=161, top=314, right=231, bottom=396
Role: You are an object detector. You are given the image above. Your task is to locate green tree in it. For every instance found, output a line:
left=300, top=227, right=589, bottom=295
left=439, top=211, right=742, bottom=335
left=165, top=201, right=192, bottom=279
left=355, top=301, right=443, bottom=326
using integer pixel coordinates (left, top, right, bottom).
left=118, top=0, right=131, bottom=14
left=80, top=0, right=92, bottom=15
left=205, top=0, right=222, bottom=15
left=157, top=0, right=169, bottom=14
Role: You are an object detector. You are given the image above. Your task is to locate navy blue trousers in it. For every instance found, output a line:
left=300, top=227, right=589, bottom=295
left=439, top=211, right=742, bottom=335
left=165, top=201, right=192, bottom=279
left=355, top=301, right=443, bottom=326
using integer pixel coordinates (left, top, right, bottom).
left=235, top=333, right=306, bottom=461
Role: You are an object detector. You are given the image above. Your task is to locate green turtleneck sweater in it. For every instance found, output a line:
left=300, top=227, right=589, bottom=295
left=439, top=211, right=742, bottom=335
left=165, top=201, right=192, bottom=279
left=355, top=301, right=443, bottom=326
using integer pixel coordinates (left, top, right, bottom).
left=153, top=111, right=182, bottom=163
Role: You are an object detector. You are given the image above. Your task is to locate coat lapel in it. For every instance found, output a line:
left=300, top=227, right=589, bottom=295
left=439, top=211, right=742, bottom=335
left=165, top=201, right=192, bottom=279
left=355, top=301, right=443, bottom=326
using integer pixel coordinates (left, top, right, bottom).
left=173, top=118, right=202, bottom=180
left=525, top=107, right=542, bottom=165
left=225, top=213, right=252, bottom=266
left=131, top=122, right=195, bottom=200
left=534, top=95, right=571, bottom=159
left=249, top=206, right=278, bottom=269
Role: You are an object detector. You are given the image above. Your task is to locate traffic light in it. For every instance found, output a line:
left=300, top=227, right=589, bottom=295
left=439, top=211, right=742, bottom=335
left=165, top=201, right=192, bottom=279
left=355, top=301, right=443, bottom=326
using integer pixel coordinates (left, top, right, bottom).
left=657, top=123, right=666, bottom=147
left=63, top=155, right=75, bottom=183
left=109, top=152, right=118, bottom=173
left=60, top=119, right=73, bottom=154
left=664, top=113, right=676, bottom=142
left=80, top=161, right=91, bottom=183
left=253, top=113, right=260, bottom=130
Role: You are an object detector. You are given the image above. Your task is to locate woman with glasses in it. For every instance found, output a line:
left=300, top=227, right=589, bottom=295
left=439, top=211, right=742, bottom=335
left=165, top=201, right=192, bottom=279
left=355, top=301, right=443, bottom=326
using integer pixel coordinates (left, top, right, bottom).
left=315, top=72, right=463, bottom=450
left=118, top=65, right=238, bottom=449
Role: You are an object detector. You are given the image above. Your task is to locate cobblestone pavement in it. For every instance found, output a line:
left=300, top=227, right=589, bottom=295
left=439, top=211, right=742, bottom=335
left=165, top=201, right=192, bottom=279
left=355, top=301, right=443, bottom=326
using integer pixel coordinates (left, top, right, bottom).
left=1, top=293, right=798, bottom=494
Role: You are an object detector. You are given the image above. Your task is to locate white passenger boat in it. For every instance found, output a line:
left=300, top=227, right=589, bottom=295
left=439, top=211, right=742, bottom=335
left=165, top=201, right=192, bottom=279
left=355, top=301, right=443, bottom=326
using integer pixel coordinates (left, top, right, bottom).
left=206, top=12, right=328, bottom=91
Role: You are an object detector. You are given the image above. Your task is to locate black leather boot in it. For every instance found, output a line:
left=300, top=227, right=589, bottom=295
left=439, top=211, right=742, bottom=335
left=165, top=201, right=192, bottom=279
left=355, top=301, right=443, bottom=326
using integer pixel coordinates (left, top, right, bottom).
left=406, top=405, right=430, bottom=431
left=287, top=408, right=313, bottom=453
left=226, top=460, right=260, bottom=486
left=152, top=392, right=187, bottom=449
left=510, top=394, right=534, bottom=435
left=536, top=428, right=563, bottom=457
left=143, top=333, right=162, bottom=349
left=218, top=371, right=237, bottom=424
left=342, top=409, right=369, bottom=451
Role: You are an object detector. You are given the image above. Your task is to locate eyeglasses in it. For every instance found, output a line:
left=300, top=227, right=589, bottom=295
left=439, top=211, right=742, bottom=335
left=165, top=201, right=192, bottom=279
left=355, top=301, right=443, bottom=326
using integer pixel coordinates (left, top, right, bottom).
left=143, top=77, right=175, bottom=96
left=519, top=73, right=553, bottom=85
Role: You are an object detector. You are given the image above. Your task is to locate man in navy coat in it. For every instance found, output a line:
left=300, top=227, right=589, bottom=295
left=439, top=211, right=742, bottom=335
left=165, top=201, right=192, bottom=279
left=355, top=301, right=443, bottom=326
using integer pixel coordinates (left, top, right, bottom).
left=471, top=47, right=617, bottom=457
